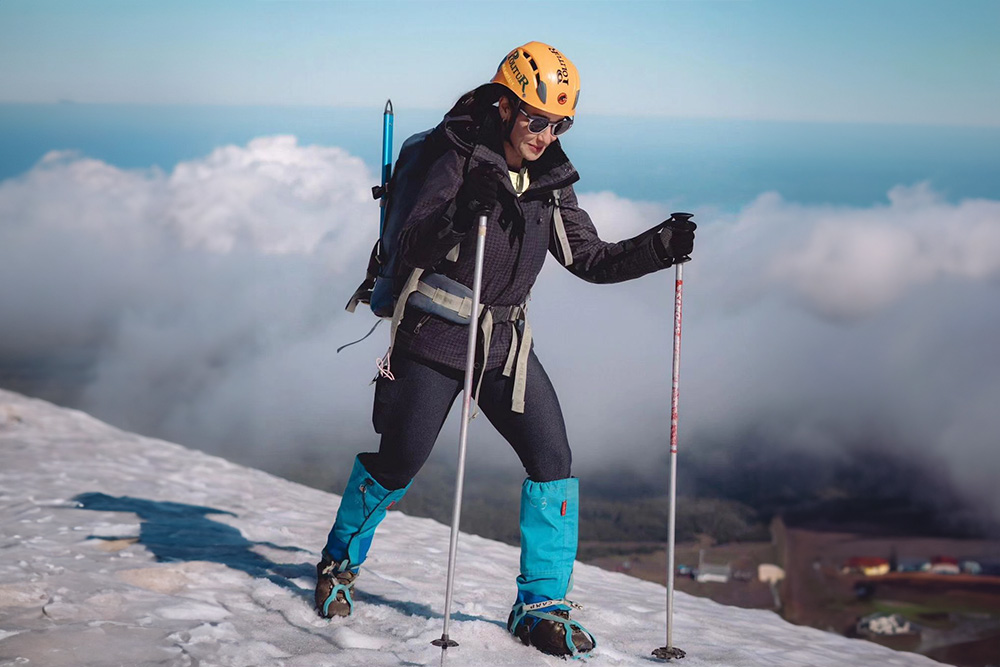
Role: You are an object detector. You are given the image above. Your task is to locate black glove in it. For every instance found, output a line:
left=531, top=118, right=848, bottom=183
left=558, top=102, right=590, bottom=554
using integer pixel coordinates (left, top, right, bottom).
left=454, top=165, right=500, bottom=231
left=655, top=212, right=697, bottom=264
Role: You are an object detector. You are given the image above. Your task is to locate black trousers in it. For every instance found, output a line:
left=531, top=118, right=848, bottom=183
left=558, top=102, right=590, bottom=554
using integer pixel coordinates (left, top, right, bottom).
left=362, top=349, right=573, bottom=490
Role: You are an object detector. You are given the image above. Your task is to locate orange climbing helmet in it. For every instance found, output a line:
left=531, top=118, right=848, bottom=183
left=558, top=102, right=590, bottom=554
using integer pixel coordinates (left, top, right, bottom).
left=491, top=41, right=580, bottom=117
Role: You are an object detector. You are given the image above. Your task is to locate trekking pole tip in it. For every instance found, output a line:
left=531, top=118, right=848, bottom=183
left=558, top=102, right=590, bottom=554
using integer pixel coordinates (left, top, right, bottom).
left=652, top=645, right=687, bottom=661
left=385, top=99, right=393, bottom=114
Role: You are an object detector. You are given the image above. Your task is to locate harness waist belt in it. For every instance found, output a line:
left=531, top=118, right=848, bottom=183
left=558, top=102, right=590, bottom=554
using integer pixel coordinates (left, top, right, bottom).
left=387, top=268, right=531, bottom=413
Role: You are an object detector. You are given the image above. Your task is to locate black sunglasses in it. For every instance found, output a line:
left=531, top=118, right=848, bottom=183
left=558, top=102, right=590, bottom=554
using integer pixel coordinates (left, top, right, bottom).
left=517, top=107, right=574, bottom=136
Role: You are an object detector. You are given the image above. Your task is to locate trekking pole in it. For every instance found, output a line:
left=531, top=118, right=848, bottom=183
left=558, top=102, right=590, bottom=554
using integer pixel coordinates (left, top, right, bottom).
left=433, top=213, right=488, bottom=654
left=653, top=213, right=693, bottom=662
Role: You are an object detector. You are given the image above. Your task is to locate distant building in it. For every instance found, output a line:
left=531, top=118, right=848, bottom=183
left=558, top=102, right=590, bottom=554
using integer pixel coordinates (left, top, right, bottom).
left=696, top=549, right=731, bottom=584
left=696, top=563, right=731, bottom=584
left=929, top=556, right=960, bottom=575
left=758, top=563, right=785, bottom=585
left=842, top=557, right=890, bottom=577
left=960, top=560, right=982, bottom=575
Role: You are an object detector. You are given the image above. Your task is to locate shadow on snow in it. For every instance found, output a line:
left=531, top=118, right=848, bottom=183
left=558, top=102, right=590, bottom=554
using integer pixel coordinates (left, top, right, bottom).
left=71, top=492, right=313, bottom=599
left=69, top=492, right=506, bottom=629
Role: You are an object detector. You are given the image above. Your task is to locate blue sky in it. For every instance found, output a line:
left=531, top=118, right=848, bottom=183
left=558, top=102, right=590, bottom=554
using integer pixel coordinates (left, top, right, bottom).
left=1, top=0, right=998, bottom=126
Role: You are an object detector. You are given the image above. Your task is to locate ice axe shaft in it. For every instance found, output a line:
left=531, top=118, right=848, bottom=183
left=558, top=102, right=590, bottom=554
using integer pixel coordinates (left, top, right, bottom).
left=372, top=99, right=393, bottom=238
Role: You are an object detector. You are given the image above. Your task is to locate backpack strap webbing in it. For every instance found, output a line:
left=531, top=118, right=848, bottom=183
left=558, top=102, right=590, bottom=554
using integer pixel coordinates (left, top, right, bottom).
left=413, top=278, right=475, bottom=320
left=476, top=303, right=531, bottom=414
left=381, top=268, right=531, bottom=415
left=346, top=242, right=381, bottom=313
left=499, top=304, right=532, bottom=414
left=384, top=267, right=425, bottom=373
left=552, top=189, right=573, bottom=267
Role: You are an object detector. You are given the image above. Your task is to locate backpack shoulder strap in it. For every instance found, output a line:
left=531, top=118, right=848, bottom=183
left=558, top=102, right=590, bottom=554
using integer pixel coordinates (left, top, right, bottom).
left=552, top=189, right=573, bottom=267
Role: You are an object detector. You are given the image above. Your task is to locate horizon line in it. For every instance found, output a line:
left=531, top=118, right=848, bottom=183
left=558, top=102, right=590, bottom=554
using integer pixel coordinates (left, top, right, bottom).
left=1, top=100, right=998, bottom=132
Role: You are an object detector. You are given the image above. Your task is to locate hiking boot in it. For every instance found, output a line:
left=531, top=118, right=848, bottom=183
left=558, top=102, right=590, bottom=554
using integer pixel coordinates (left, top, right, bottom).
left=315, top=558, right=357, bottom=618
left=509, top=608, right=596, bottom=658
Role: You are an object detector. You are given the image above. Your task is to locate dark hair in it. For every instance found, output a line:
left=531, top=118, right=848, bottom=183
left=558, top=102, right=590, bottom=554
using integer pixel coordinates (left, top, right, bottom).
left=449, top=82, right=510, bottom=115
left=447, top=82, right=516, bottom=153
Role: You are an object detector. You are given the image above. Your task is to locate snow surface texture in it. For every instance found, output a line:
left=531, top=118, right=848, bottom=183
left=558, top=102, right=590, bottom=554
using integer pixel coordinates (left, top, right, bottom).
left=0, top=389, right=944, bottom=666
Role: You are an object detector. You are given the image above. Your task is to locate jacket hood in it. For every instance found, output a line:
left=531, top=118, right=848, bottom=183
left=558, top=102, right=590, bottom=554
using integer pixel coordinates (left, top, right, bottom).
left=438, top=84, right=579, bottom=194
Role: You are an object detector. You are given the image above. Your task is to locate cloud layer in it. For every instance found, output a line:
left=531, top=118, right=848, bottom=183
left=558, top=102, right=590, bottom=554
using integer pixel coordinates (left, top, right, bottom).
left=539, top=187, right=1000, bottom=520
left=0, top=137, right=379, bottom=467
left=2, top=138, right=999, bottom=521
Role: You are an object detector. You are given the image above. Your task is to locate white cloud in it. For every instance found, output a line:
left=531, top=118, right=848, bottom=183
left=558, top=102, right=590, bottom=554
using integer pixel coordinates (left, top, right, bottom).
left=0, top=151, right=166, bottom=245
left=2, top=143, right=999, bottom=519
left=767, top=183, right=1000, bottom=319
left=0, top=137, right=383, bottom=465
left=1, top=136, right=374, bottom=259
left=575, top=191, right=673, bottom=240
left=165, top=136, right=374, bottom=259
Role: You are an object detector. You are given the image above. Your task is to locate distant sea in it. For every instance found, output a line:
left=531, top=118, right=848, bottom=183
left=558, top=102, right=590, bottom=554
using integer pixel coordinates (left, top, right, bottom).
left=2, top=103, right=999, bottom=210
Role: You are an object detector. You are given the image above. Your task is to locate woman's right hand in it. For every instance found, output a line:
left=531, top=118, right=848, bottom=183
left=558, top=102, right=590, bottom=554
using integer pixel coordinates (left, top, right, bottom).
left=454, top=165, right=500, bottom=230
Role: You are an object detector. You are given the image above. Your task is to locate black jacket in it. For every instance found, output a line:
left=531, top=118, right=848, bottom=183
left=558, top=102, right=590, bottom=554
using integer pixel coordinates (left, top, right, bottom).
left=393, top=94, right=671, bottom=371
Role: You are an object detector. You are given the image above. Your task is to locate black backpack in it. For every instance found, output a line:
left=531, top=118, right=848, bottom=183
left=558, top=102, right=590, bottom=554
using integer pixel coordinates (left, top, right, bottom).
left=346, top=125, right=449, bottom=318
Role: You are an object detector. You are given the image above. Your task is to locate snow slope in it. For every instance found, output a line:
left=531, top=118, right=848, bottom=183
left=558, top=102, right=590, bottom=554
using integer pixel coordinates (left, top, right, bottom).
left=0, top=389, right=944, bottom=666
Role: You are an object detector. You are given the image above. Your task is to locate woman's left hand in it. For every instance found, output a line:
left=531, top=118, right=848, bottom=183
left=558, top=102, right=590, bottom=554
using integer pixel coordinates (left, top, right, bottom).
left=656, top=213, right=697, bottom=263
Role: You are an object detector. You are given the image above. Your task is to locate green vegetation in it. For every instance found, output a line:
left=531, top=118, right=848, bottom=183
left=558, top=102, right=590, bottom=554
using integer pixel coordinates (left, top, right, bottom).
left=580, top=495, right=769, bottom=545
